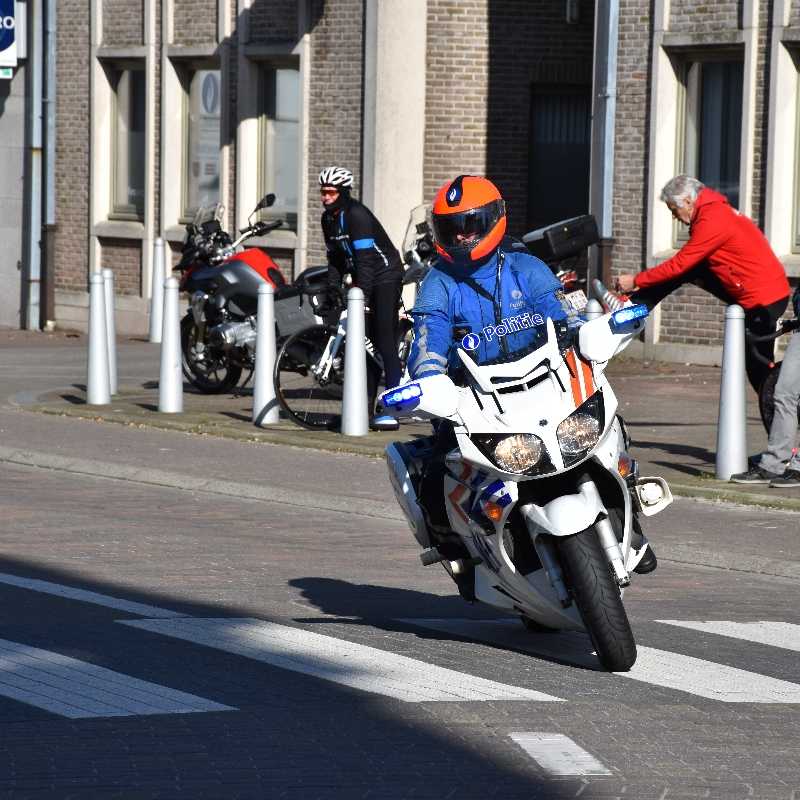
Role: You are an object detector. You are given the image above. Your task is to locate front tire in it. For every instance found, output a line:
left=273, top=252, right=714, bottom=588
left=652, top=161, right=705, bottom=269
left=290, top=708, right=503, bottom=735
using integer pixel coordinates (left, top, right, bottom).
left=180, top=315, right=242, bottom=393
left=556, top=527, right=637, bottom=672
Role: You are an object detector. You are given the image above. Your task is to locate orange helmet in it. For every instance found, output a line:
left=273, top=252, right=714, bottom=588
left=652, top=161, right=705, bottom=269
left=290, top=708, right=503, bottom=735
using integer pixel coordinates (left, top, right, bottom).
left=431, top=175, right=506, bottom=264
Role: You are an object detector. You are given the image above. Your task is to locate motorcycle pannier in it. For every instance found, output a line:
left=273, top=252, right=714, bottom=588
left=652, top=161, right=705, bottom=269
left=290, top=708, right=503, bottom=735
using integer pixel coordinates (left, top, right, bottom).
left=274, top=289, right=317, bottom=337
left=522, top=214, right=599, bottom=262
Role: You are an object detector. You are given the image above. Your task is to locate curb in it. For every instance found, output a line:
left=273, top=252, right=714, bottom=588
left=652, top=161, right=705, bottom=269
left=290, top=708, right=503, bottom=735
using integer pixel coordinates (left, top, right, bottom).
left=21, top=403, right=800, bottom=512
left=0, top=446, right=400, bottom=522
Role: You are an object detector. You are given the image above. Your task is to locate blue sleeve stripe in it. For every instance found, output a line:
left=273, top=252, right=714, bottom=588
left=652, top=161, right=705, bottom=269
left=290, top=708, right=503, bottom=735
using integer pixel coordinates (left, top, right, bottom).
left=352, top=238, right=375, bottom=250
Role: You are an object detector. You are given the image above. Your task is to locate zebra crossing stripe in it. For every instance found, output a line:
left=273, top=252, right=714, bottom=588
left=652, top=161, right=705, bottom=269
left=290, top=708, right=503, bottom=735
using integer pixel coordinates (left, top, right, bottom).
left=0, top=638, right=234, bottom=718
left=657, top=620, right=800, bottom=653
left=509, top=732, right=612, bottom=776
left=0, top=573, right=185, bottom=618
left=121, top=617, right=564, bottom=703
left=401, top=618, right=800, bottom=703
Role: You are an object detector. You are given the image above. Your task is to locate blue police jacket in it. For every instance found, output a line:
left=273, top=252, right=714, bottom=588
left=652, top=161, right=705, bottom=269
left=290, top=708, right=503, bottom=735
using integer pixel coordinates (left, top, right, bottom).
left=408, top=249, right=568, bottom=379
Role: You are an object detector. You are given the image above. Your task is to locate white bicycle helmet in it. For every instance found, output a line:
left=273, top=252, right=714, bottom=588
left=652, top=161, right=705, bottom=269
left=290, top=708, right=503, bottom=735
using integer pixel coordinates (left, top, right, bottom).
left=318, top=166, right=354, bottom=189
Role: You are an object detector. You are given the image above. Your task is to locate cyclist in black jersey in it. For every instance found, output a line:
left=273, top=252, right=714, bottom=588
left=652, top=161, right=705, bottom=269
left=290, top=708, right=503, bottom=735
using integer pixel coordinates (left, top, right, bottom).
left=318, top=166, right=404, bottom=430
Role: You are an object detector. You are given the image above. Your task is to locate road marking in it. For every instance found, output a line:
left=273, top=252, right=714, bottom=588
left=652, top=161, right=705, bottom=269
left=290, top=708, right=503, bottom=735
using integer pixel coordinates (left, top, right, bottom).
left=509, top=732, right=612, bottom=777
left=121, top=617, right=563, bottom=703
left=0, top=638, right=234, bottom=718
left=658, top=620, right=800, bottom=652
left=0, top=573, right=185, bottom=618
left=402, top=618, right=800, bottom=703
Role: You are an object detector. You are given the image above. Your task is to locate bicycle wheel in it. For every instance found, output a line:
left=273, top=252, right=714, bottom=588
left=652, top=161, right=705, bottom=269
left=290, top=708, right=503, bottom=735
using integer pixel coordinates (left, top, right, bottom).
left=274, top=324, right=344, bottom=430
left=758, top=362, right=800, bottom=433
left=397, top=317, right=414, bottom=376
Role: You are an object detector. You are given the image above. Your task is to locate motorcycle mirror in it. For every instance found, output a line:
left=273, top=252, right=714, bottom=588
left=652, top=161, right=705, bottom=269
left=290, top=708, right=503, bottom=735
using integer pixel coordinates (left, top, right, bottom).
left=255, top=193, right=276, bottom=211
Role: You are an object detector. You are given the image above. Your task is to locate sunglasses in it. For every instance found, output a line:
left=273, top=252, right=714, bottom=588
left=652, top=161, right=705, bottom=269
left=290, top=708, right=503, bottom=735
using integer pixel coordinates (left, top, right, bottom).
left=319, top=187, right=339, bottom=196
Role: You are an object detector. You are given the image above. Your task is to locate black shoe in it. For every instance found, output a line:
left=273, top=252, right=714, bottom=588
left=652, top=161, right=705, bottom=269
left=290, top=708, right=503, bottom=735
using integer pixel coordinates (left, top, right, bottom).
left=633, top=544, right=657, bottom=574
left=729, top=466, right=781, bottom=484
left=769, top=469, right=800, bottom=488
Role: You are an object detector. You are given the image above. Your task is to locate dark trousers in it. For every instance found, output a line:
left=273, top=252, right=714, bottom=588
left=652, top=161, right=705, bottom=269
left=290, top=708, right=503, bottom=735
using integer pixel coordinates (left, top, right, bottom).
left=367, top=280, right=403, bottom=411
left=631, top=266, right=788, bottom=391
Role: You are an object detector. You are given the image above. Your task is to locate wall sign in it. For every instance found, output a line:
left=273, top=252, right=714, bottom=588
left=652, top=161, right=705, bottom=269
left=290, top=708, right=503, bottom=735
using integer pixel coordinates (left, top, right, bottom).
left=0, top=0, right=16, bottom=68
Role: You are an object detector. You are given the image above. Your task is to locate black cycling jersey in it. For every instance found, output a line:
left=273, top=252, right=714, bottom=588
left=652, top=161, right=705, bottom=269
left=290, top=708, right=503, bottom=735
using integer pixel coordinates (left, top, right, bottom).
left=321, top=196, right=403, bottom=298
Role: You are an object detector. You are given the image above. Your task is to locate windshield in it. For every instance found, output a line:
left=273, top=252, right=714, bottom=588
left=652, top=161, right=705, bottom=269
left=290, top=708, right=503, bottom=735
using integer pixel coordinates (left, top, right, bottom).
left=402, top=204, right=432, bottom=255
left=456, top=315, right=575, bottom=372
left=192, top=203, right=225, bottom=227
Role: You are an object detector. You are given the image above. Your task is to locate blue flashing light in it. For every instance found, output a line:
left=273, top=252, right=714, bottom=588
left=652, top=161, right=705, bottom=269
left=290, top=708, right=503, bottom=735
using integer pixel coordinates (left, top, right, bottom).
left=382, top=382, right=423, bottom=408
left=609, top=303, right=649, bottom=331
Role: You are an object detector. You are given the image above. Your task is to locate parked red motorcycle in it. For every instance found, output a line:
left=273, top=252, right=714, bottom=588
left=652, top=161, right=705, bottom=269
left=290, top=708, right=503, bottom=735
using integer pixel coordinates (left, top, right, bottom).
left=174, top=194, right=328, bottom=393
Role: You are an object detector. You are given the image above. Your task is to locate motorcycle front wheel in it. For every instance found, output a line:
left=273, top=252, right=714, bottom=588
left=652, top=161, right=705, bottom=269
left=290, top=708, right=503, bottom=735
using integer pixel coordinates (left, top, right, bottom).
left=556, top=528, right=637, bottom=672
left=180, top=315, right=243, bottom=394
left=274, top=324, right=343, bottom=430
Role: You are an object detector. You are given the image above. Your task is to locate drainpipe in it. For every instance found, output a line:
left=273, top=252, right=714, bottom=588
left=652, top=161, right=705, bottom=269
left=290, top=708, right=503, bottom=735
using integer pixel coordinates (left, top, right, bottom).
left=22, top=0, right=42, bottom=329
left=41, top=0, right=56, bottom=329
left=588, top=0, right=618, bottom=287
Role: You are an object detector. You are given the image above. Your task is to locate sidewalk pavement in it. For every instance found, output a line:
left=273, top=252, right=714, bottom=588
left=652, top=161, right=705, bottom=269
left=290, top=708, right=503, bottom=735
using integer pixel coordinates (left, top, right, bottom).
left=2, top=329, right=799, bottom=512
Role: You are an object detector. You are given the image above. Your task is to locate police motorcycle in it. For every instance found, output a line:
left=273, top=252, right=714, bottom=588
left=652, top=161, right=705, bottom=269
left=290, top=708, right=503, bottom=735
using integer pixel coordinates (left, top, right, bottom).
left=176, top=194, right=328, bottom=393
left=381, top=304, right=672, bottom=672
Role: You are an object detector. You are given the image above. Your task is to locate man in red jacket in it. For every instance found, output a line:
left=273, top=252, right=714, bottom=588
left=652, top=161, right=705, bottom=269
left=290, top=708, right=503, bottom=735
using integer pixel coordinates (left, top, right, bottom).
left=610, top=175, right=790, bottom=392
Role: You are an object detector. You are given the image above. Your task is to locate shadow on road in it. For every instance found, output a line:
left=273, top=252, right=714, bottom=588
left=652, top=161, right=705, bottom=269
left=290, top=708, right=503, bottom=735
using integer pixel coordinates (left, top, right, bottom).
left=0, top=554, right=583, bottom=799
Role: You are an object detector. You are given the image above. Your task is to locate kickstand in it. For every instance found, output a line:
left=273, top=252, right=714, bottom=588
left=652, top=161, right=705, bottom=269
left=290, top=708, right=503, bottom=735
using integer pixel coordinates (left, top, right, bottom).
left=233, top=369, right=254, bottom=397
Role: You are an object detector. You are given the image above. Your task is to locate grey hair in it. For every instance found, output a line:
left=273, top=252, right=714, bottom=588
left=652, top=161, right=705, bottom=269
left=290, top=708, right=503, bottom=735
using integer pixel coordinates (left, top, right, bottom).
left=660, top=175, right=704, bottom=205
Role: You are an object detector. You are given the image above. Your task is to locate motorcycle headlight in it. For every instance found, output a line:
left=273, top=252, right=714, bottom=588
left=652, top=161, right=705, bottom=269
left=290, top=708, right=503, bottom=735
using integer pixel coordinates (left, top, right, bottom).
left=470, top=433, right=544, bottom=474
left=557, top=392, right=604, bottom=464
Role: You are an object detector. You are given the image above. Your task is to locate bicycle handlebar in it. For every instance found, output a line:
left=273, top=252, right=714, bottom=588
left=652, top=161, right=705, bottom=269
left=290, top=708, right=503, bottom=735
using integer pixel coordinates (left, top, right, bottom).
left=745, top=318, right=800, bottom=344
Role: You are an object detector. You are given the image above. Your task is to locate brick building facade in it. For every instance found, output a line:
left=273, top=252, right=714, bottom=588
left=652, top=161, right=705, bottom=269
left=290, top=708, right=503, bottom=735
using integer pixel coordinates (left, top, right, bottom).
left=34, top=0, right=800, bottom=367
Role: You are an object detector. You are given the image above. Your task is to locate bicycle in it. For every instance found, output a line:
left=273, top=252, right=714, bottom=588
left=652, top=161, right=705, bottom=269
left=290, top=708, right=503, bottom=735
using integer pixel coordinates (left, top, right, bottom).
left=273, top=292, right=414, bottom=430
left=747, top=317, right=800, bottom=431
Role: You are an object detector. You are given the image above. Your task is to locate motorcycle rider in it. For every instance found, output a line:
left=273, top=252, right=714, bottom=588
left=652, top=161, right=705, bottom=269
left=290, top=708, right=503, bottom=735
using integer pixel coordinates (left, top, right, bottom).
left=318, top=166, right=404, bottom=431
left=407, top=175, right=657, bottom=578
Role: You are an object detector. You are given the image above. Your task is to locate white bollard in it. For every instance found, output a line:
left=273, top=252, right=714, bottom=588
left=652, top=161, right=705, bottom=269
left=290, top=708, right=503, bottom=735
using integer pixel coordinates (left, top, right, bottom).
left=716, top=304, right=748, bottom=479
left=149, top=237, right=166, bottom=343
left=584, top=298, right=604, bottom=320
left=341, top=287, right=369, bottom=436
left=253, top=282, right=279, bottom=426
left=87, top=272, right=110, bottom=405
left=102, top=268, right=118, bottom=396
left=158, top=275, right=183, bottom=413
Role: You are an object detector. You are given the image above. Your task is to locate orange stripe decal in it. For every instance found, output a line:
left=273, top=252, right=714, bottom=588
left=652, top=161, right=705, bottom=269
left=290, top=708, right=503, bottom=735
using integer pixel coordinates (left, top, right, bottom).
left=447, top=463, right=472, bottom=521
left=564, top=349, right=583, bottom=406
left=580, top=357, right=594, bottom=397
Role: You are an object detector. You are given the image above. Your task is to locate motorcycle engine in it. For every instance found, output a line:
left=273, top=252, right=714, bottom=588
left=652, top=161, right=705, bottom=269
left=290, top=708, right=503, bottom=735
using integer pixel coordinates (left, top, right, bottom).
left=208, top=318, right=257, bottom=355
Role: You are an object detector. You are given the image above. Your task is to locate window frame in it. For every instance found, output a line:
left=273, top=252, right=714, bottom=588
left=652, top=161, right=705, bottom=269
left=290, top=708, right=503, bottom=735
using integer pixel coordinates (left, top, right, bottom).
left=673, top=48, right=744, bottom=245
left=106, top=59, right=147, bottom=223
left=256, top=57, right=301, bottom=231
left=175, top=59, right=223, bottom=224
left=793, top=47, right=800, bottom=254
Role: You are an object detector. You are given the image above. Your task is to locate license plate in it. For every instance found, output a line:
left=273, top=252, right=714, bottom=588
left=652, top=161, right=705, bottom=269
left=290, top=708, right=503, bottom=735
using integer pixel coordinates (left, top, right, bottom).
left=564, top=289, right=588, bottom=311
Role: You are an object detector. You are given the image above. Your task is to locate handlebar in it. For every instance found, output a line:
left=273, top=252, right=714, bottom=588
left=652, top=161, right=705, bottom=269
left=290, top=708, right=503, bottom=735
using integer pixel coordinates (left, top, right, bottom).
left=231, top=219, right=284, bottom=249
left=745, top=318, right=800, bottom=344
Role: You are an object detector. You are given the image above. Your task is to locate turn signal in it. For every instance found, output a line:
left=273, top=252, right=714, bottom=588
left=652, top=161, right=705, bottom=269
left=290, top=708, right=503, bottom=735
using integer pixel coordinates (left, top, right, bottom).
left=482, top=501, right=505, bottom=522
left=617, top=453, right=633, bottom=478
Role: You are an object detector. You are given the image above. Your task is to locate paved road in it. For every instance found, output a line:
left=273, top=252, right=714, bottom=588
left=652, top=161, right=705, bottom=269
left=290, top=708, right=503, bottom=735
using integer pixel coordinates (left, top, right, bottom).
left=0, top=458, right=798, bottom=799
left=0, top=330, right=799, bottom=798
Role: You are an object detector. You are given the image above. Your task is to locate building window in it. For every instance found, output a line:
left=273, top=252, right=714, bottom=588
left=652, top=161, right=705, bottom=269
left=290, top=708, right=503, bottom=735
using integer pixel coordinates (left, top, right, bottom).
left=258, top=62, right=300, bottom=229
left=794, top=66, right=800, bottom=253
left=109, top=64, right=146, bottom=221
left=526, top=85, right=591, bottom=232
left=679, top=57, right=743, bottom=212
left=181, top=65, right=222, bottom=220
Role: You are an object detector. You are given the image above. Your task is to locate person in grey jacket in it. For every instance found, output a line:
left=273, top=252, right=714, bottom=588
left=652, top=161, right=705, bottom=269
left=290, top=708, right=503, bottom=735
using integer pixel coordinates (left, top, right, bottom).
left=731, top=287, right=800, bottom=487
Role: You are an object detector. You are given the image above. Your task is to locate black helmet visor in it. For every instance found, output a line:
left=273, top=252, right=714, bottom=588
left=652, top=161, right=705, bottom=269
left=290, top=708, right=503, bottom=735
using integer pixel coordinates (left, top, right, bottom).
left=432, top=200, right=505, bottom=248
